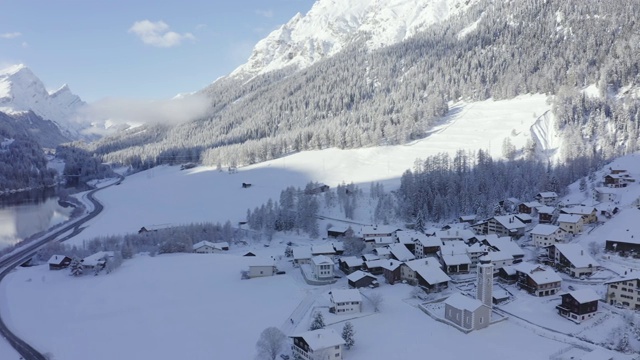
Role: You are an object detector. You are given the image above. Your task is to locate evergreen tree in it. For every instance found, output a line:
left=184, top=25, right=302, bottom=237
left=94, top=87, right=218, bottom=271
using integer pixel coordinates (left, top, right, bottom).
left=309, top=312, right=325, bottom=331
left=341, top=322, right=355, bottom=349
left=70, top=258, right=83, bottom=277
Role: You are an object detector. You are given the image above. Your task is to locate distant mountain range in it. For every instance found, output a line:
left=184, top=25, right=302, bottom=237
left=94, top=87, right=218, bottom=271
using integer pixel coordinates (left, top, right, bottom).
left=230, top=0, right=478, bottom=80
left=0, top=64, right=89, bottom=140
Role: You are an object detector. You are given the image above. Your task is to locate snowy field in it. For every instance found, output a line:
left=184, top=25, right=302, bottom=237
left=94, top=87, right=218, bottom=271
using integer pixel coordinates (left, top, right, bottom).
left=69, top=94, right=552, bottom=244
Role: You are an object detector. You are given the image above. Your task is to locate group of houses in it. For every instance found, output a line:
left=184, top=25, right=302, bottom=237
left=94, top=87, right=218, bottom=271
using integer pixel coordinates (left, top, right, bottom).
left=47, top=251, right=115, bottom=272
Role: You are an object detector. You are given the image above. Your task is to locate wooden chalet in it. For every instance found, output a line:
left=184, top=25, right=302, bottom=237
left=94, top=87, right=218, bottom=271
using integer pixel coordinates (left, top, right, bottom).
left=48, top=255, right=72, bottom=270
left=556, top=289, right=599, bottom=323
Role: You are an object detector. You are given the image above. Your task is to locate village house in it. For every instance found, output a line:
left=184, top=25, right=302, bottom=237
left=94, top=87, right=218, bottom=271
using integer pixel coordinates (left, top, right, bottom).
left=561, top=206, right=598, bottom=224
left=557, top=214, right=584, bottom=235
left=604, top=172, right=635, bottom=188
left=486, top=215, right=526, bottom=238
left=530, top=224, right=566, bottom=247
left=401, top=258, right=451, bottom=292
left=605, top=236, right=640, bottom=255
left=593, top=187, right=617, bottom=203
left=359, top=225, right=399, bottom=241
left=329, top=289, right=362, bottom=314
left=466, top=242, right=488, bottom=270
left=387, top=243, right=416, bottom=262
left=381, top=259, right=403, bottom=285
left=500, top=197, right=521, bottom=212
left=311, top=255, right=334, bottom=281
left=193, top=241, right=229, bottom=254
left=338, top=256, right=363, bottom=274
left=518, top=201, right=543, bottom=215
left=327, top=225, right=351, bottom=239
left=440, top=241, right=473, bottom=273
left=82, top=251, right=114, bottom=270
left=605, top=275, right=640, bottom=310
left=535, top=191, right=558, bottom=205
left=436, top=228, right=475, bottom=242
left=514, top=213, right=533, bottom=224
left=412, top=235, right=442, bottom=258
left=549, top=244, right=599, bottom=278
left=483, top=251, right=514, bottom=269
left=290, top=328, right=346, bottom=360
left=293, top=247, right=313, bottom=265
left=47, top=255, right=72, bottom=270
left=346, top=270, right=379, bottom=288
left=311, top=244, right=337, bottom=258
left=537, top=206, right=556, bottom=224
left=372, top=246, right=392, bottom=259
left=514, top=262, right=562, bottom=297
left=248, top=258, right=277, bottom=278
left=458, top=215, right=477, bottom=224
left=481, top=235, right=525, bottom=263
left=556, top=288, right=600, bottom=323
left=444, top=293, right=491, bottom=331
left=362, top=259, right=387, bottom=275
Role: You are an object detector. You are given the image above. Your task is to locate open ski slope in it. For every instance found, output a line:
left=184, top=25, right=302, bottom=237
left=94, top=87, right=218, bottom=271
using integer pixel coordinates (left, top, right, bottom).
left=69, top=94, right=554, bottom=245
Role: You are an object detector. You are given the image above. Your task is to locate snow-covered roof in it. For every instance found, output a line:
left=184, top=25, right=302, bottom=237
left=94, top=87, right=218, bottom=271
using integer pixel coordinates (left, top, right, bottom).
left=442, top=253, right=471, bottom=266
left=362, top=254, right=380, bottom=261
left=562, top=205, right=596, bottom=216
left=553, top=244, right=599, bottom=268
left=491, top=215, right=525, bottom=230
left=537, top=191, right=558, bottom=198
left=346, top=270, right=375, bottom=282
left=330, top=289, right=362, bottom=303
left=522, top=201, right=542, bottom=208
left=537, top=206, right=555, bottom=215
left=440, top=240, right=468, bottom=256
left=604, top=275, right=640, bottom=285
left=82, top=251, right=114, bottom=267
left=364, top=236, right=395, bottom=245
left=564, top=288, right=600, bottom=304
left=311, top=244, right=336, bottom=255
left=193, top=240, right=215, bottom=250
left=459, top=215, right=477, bottom=221
left=311, top=255, right=333, bottom=265
left=493, top=287, right=511, bottom=300
left=436, top=229, right=475, bottom=241
left=530, top=224, right=560, bottom=236
left=395, top=230, right=423, bottom=244
left=328, top=224, right=350, bottom=233
left=47, top=254, right=69, bottom=265
left=414, top=264, right=451, bottom=285
left=359, top=225, right=399, bottom=237
left=485, top=250, right=513, bottom=262
left=445, top=292, right=483, bottom=311
left=514, top=263, right=561, bottom=284
left=364, top=259, right=388, bottom=269
left=291, top=328, right=345, bottom=350
left=514, top=213, right=532, bottom=222
left=557, top=214, right=582, bottom=224
left=332, top=242, right=344, bottom=252
left=501, top=265, right=516, bottom=276
left=250, top=257, right=275, bottom=267
left=373, top=247, right=391, bottom=257
left=380, top=259, right=402, bottom=271
left=340, top=256, right=363, bottom=268
left=484, top=236, right=524, bottom=258
left=293, top=246, right=312, bottom=260
left=387, top=243, right=415, bottom=262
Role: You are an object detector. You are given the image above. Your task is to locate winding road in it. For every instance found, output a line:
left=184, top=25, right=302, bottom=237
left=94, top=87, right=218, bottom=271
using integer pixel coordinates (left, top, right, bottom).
left=0, top=177, right=120, bottom=360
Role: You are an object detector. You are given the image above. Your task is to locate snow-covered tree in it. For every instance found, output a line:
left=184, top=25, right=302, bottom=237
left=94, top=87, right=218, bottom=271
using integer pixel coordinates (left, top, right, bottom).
left=369, top=292, right=384, bottom=313
left=309, top=312, right=325, bottom=331
left=341, top=322, right=355, bottom=349
left=69, top=258, right=83, bottom=277
left=255, top=327, right=286, bottom=360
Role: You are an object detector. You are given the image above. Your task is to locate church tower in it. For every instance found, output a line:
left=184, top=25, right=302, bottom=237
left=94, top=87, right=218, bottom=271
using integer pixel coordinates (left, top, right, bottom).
left=477, top=255, right=494, bottom=308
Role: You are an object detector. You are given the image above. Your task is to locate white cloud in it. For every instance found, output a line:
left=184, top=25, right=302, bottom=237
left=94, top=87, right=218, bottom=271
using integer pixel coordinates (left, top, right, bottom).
left=0, top=32, right=21, bottom=39
left=77, top=93, right=211, bottom=131
left=128, top=20, right=195, bottom=48
left=21, top=42, right=28, bottom=48
left=255, top=9, right=274, bottom=18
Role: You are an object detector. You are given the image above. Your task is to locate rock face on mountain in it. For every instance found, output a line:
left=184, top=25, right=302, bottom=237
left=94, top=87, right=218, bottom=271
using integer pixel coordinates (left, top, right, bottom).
left=0, top=64, right=87, bottom=138
left=230, top=0, right=477, bottom=79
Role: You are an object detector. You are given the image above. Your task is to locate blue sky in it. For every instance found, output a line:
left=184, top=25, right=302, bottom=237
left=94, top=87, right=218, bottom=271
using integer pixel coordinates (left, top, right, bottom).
left=0, top=0, right=315, bottom=102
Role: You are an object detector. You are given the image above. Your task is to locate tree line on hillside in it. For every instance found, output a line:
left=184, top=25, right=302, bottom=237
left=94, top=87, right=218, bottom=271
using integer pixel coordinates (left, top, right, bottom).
left=70, top=0, right=640, bottom=170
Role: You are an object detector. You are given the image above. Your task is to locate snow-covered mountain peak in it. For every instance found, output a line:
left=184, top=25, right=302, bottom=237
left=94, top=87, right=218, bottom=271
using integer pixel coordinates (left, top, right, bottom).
left=230, top=0, right=478, bottom=79
left=0, top=64, right=88, bottom=138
